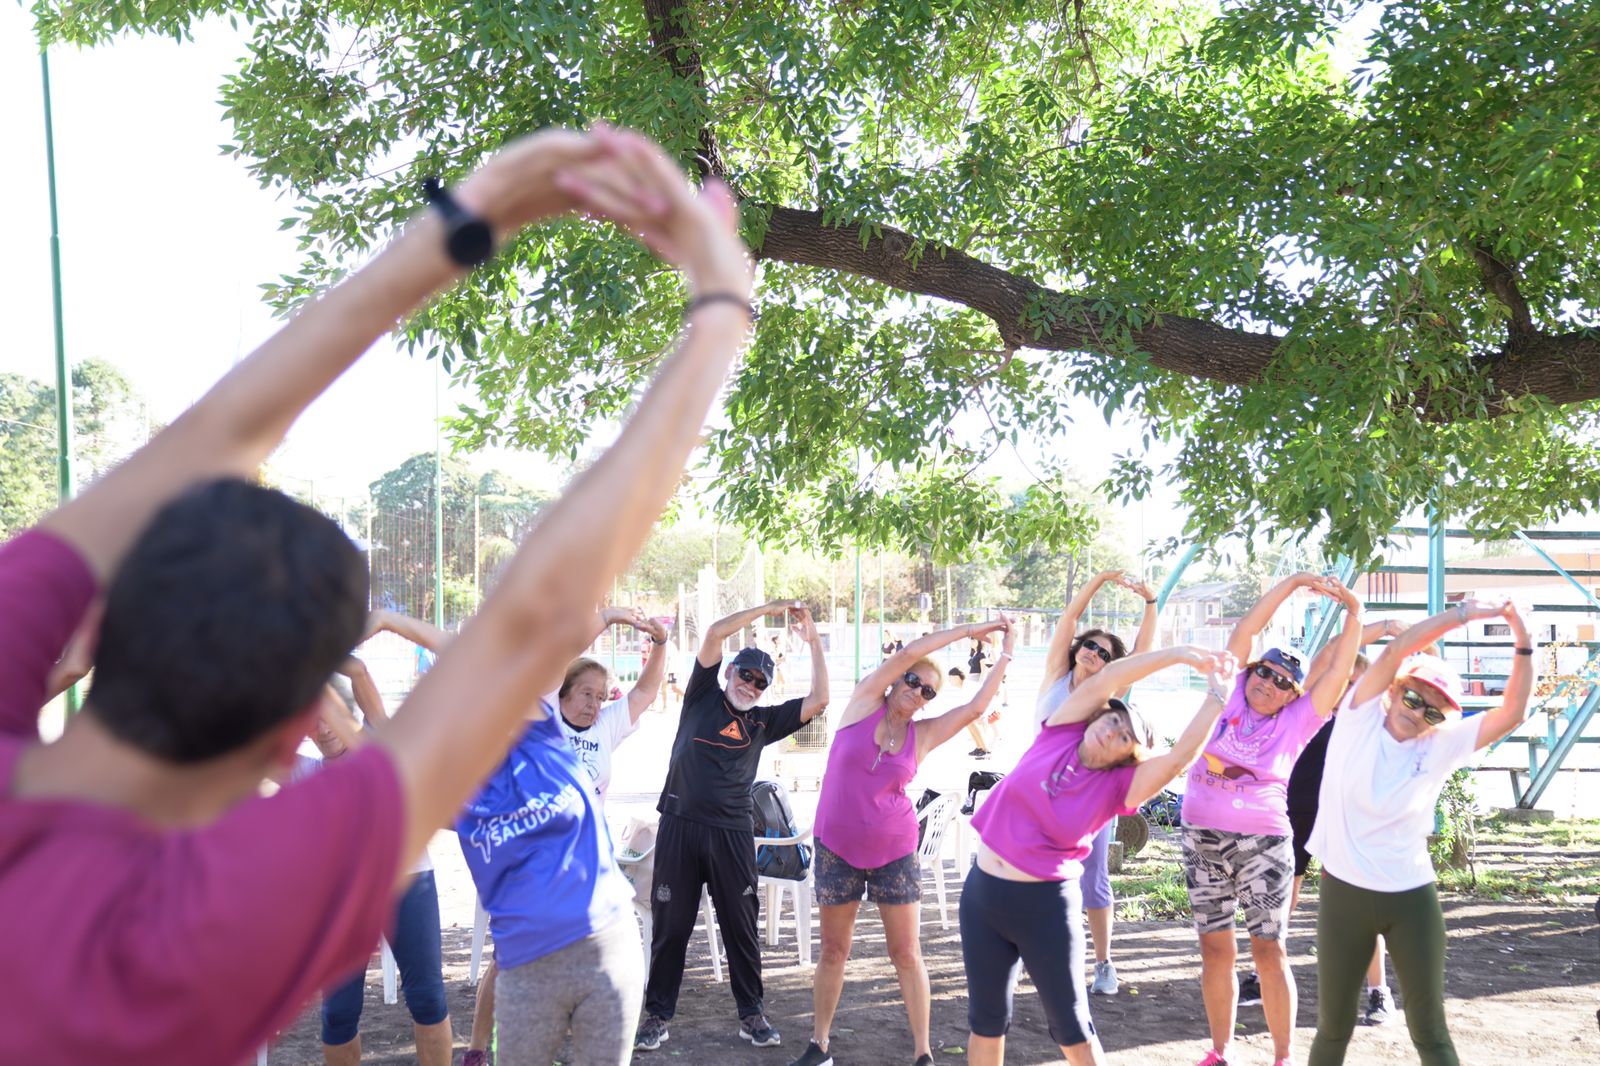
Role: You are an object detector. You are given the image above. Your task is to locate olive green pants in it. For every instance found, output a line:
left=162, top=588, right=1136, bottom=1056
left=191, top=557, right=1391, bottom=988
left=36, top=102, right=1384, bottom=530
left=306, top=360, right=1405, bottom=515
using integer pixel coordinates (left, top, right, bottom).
left=1308, top=872, right=1456, bottom=1066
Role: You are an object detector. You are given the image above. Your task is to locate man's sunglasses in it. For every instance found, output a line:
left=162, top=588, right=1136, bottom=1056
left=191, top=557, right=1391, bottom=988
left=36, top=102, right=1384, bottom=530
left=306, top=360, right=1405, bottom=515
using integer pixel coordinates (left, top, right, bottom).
left=1400, top=686, right=1448, bottom=725
left=1250, top=663, right=1297, bottom=692
left=1082, top=638, right=1113, bottom=664
left=736, top=667, right=770, bottom=691
left=902, top=671, right=938, bottom=700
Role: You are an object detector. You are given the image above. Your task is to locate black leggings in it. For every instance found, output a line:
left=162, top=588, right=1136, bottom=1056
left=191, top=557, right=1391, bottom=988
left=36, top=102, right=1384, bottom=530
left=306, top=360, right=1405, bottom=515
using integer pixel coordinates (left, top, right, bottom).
left=959, top=865, right=1094, bottom=1047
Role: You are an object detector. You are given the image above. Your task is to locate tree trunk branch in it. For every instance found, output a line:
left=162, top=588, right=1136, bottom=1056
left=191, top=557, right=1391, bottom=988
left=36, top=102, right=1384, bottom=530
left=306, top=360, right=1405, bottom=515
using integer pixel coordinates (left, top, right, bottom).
left=1471, top=242, right=1536, bottom=336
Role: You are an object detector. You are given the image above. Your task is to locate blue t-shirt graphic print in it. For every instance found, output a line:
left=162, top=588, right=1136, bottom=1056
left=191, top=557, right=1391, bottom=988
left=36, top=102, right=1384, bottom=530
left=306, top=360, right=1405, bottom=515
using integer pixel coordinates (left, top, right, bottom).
left=455, top=709, right=632, bottom=968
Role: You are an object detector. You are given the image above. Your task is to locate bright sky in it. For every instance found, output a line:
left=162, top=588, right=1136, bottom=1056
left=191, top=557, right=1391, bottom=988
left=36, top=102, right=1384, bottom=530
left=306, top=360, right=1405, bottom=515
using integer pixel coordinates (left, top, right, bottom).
left=1, top=8, right=1201, bottom=556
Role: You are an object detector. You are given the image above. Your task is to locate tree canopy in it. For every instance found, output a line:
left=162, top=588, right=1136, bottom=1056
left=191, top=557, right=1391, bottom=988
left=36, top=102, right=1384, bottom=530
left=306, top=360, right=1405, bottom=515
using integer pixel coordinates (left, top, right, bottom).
left=36, top=0, right=1600, bottom=563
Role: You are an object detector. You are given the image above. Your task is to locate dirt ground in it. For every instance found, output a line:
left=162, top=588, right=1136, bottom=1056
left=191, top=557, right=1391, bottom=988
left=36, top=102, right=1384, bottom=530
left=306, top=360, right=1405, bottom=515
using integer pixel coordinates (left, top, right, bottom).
left=262, top=868, right=1600, bottom=1065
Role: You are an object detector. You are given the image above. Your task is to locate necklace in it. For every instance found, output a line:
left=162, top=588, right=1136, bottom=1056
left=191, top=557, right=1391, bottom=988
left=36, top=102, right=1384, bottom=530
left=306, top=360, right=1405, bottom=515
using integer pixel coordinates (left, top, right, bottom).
left=1237, top=704, right=1278, bottom=739
left=872, top=714, right=910, bottom=770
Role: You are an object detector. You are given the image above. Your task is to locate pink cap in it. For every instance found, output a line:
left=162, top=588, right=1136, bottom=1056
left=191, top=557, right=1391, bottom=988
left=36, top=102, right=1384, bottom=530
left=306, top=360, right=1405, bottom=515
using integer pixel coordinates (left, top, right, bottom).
left=1398, top=653, right=1463, bottom=711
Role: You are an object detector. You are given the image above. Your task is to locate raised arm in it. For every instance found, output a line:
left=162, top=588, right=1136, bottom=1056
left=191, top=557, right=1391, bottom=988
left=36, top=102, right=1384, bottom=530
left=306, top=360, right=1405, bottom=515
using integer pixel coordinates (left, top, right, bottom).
left=840, top=618, right=1010, bottom=727
left=1125, top=653, right=1238, bottom=808
left=1044, top=569, right=1122, bottom=684
left=1047, top=645, right=1216, bottom=728
left=1226, top=571, right=1324, bottom=663
left=697, top=599, right=803, bottom=668
left=334, top=656, right=390, bottom=725
left=1351, top=599, right=1506, bottom=707
left=37, top=131, right=615, bottom=584
left=1127, top=575, right=1159, bottom=655
left=376, top=130, right=757, bottom=866
left=793, top=607, right=830, bottom=722
left=1304, top=578, right=1364, bottom=716
left=366, top=609, right=455, bottom=656
left=625, top=617, right=671, bottom=724
left=1473, top=602, right=1536, bottom=750
left=916, top=622, right=1015, bottom=759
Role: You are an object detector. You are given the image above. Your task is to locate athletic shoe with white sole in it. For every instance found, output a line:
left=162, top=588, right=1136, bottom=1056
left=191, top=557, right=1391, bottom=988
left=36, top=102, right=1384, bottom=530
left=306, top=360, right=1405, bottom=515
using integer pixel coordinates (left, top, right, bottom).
left=1091, top=959, right=1119, bottom=994
left=1237, top=970, right=1263, bottom=1006
left=740, top=1014, right=782, bottom=1048
left=634, top=1016, right=669, bottom=1051
left=1364, top=985, right=1397, bottom=1026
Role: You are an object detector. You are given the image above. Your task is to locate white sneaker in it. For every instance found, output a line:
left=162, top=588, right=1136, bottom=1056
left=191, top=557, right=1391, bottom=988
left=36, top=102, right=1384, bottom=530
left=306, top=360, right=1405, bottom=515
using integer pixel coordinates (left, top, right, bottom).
left=1364, top=985, right=1396, bottom=1026
left=1091, top=959, right=1119, bottom=995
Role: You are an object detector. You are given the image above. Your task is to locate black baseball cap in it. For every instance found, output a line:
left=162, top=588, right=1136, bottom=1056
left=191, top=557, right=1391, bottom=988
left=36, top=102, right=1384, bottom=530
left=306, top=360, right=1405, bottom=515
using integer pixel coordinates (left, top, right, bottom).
left=730, top=646, right=776, bottom=684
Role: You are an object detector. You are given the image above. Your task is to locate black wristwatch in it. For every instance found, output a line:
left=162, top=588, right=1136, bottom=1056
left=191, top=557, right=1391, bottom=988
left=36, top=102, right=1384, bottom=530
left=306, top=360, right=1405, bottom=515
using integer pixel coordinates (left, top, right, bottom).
left=649, top=635, right=667, bottom=645
left=422, top=178, right=494, bottom=267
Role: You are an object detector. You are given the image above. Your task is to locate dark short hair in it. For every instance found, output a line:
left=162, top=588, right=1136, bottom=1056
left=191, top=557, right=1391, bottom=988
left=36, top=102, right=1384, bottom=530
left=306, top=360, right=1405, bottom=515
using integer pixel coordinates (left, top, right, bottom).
left=1069, top=628, right=1128, bottom=664
left=87, top=479, right=369, bottom=763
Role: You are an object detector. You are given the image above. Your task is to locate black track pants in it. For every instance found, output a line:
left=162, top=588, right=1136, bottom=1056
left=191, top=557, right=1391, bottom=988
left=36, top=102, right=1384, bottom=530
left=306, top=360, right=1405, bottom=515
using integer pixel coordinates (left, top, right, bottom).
left=643, top=813, right=763, bottom=1020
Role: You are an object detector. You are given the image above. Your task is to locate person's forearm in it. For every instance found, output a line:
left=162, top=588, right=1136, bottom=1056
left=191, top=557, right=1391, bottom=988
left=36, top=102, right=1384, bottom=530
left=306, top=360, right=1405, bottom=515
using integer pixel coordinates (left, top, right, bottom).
left=899, top=622, right=983, bottom=664
left=1132, top=599, right=1158, bottom=655
left=967, top=649, right=1009, bottom=711
left=705, top=602, right=784, bottom=648
left=628, top=639, right=669, bottom=720
left=1073, top=645, right=1197, bottom=708
left=377, top=612, right=455, bottom=655
left=1479, top=626, right=1535, bottom=745
left=802, top=638, right=829, bottom=718
left=379, top=297, right=751, bottom=856
left=345, top=662, right=390, bottom=725
left=1227, top=575, right=1306, bottom=657
left=41, top=214, right=461, bottom=580
left=1308, top=605, right=1363, bottom=712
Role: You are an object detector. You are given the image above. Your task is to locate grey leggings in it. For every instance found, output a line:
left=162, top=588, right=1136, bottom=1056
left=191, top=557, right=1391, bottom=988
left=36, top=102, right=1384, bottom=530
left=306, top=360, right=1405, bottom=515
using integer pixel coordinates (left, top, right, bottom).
left=495, top=917, right=644, bottom=1066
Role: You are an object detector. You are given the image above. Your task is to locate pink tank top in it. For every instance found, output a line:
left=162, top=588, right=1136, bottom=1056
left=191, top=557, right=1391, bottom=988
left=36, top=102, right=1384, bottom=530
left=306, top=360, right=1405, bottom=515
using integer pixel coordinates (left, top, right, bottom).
left=971, top=720, right=1137, bottom=880
left=814, top=703, right=920, bottom=869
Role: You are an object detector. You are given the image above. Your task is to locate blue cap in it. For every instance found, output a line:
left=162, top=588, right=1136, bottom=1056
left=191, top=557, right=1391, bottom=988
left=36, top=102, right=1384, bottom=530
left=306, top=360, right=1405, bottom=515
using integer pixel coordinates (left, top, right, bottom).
left=1260, top=647, right=1305, bottom=684
left=730, top=646, right=776, bottom=684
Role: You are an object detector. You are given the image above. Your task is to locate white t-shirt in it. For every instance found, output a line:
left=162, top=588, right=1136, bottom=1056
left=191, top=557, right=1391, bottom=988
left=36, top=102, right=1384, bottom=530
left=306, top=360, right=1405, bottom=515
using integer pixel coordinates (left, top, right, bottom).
left=1034, top=672, right=1076, bottom=731
left=555, top=697, right=639, bottom=803
left=1308, top=694, right=1481, bottom=892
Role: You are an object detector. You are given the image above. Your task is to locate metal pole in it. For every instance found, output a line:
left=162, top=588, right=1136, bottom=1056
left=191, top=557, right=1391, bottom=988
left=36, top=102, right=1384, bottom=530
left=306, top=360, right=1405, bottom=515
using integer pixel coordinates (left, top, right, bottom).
left=877, top=554, right=886, bottom=653
left=1427, top=497, right=1446, bottom=615
left=433, top=365, right=444, bottom=628
left=854, top=547, right=862, bottom=681
left=42, top=49, right=79, bottom=715
left=472, top=493, right=481, bottom=606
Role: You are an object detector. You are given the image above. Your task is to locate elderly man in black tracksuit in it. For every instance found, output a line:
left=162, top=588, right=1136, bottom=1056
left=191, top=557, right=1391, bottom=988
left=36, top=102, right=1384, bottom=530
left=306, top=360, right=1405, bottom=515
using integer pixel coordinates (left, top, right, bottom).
left=635, top=599, right=830, bottom=1052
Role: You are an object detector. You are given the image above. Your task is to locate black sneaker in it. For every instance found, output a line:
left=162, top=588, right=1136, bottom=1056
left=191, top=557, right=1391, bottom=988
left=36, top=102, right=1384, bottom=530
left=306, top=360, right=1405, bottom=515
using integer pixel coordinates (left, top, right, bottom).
left=913, top=1056, right=936, bottom=1066
left=1237, top=971, right=1262, bottom=1006
left=787, top=1040, right=833, bottom=1066
left=635, top=1016, right=669, bottom=1051
left=740, top=1014, right=782, bottom=1048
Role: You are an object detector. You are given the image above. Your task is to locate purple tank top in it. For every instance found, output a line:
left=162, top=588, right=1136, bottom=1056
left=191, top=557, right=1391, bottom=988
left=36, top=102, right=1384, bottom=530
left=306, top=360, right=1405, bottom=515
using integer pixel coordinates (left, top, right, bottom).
left=814, top=703, right=920, bottom=869
left=971, top=720, right=1137, bottom=881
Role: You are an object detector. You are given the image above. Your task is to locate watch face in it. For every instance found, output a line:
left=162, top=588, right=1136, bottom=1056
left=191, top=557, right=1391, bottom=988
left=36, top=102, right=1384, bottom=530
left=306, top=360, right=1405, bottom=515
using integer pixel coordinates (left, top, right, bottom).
left=447, top=221, right=493, bottom=266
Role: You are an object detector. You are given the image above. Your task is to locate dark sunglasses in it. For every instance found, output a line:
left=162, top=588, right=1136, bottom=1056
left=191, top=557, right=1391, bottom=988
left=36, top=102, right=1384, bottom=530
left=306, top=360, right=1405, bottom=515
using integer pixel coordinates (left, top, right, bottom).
left=1400, top=686, right=1448, bottom=725
left=1082, top=638, right=1113, bottom=664
left=901, top=671, right=938, bottom=700
left=1250, top=663, right=1297, bottom=692
left=736, top=667, right=770, bottom=691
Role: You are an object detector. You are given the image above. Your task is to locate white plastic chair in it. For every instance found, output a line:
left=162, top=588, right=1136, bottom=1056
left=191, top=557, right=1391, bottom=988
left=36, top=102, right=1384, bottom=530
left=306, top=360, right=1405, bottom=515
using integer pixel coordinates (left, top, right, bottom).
left=916, top=794, right=962, bottom=930
left=754, top=825, right=815, bottom=965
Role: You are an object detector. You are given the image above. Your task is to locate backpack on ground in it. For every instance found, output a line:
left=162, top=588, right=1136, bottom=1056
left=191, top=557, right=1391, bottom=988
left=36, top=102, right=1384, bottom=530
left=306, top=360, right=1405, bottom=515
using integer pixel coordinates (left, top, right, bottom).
left=750, top=779, right=811, bottom=881
left=961, top=769, right=1006, bottom=816
left=914, top=788, right=942, bottom=848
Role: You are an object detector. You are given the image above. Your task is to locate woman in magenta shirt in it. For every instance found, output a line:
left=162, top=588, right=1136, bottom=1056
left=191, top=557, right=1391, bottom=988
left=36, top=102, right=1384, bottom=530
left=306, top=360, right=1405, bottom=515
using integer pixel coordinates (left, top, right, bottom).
left=1179, top=574, right=1361, bottom=1066
left=962, top=645, right=1237, bottom=1066
left=791, top=619, right=1013, bottom=1066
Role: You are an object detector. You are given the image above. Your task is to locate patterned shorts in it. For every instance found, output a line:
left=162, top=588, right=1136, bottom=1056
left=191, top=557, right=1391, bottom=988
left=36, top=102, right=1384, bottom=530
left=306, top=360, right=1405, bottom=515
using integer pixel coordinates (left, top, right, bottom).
left=813, top=840, right=922, bottom=907
left=1180, top=825, right=1294, bottom=940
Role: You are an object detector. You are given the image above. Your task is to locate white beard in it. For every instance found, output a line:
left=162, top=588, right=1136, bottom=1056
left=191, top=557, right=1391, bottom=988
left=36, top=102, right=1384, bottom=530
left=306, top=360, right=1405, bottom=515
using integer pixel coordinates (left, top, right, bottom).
left=725, top=687, right=758, bottom=711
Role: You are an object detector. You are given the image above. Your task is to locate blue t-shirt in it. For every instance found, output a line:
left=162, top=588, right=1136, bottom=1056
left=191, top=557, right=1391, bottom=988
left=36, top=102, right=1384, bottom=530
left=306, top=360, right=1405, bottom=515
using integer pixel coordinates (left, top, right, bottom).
left=455, top=707, right=633, bottom=968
